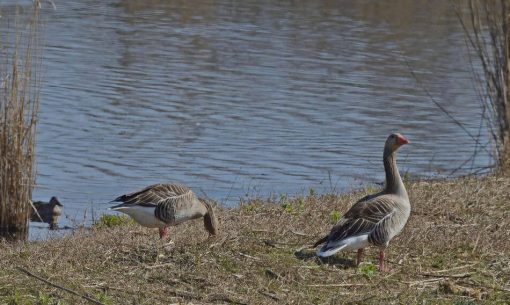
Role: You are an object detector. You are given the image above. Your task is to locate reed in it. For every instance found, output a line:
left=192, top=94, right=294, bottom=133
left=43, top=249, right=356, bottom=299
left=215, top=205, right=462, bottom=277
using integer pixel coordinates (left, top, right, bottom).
left=459, top=0, right=510, bottom=164
left=0, top=2, right=42, bottom=241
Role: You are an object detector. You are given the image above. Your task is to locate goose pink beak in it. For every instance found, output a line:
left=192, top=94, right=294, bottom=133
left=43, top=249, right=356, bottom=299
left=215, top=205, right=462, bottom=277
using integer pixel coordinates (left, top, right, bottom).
left=397, top=135, right=409, bottom=145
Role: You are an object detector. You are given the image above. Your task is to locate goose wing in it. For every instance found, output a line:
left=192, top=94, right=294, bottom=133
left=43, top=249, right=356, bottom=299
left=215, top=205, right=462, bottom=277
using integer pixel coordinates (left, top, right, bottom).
left=315, top=194, right=398, bottom=249
left=111, top=183, right=196, bottom=208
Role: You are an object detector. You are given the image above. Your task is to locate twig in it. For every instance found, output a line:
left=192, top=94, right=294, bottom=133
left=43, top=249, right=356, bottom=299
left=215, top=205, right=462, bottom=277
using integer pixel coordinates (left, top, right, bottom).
left=400, top=49, right=494, bottom=159
left=209, top=235, right=229, bottom=248
left=265, top=268, right=281, bottom=280
left=167, top=289, right=197, bottom=299
left=403, top=278, right=444, bottom=287
left=472, top=231, right=482, bottom=253
left=252, top=229, right=272, bottom=233
left=258, top=290, right=280, bottom=301
left=208, top=293, right=248, bottom=305
left=293, top=265, right=321, bottom=269
left=27, top=200, right=45, bottom=222
left=144, top=262, right=174, bottom=269
left=16, top=267, right=106, bottom=305
left=290, top=230, right=313, bottom=237
left=429, top=264, right=476, bottom=273
left=428, top=223, right=478, bottom=228
left=238, top=252, right=261, bottom=261
left=263, top=239, right=300, bottom=248
left=419, top=272, right=473, bottom=279
left=307, top=283, right=370, bottom=287
left=491, top=286, right=510, bottom=293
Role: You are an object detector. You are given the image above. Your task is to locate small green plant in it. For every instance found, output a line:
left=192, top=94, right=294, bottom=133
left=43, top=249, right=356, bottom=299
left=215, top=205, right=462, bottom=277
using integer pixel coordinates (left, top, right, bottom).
left=309, top=188, right=316, bottom=197
left=358, top=262, right=377, bottom=278
left=95, top=214, right=133, bottom=228
left=241, top=202, right=259, bottom=212
left=402, top=170, right=413, bottom=182
left=330, top=211, right=341, bottom=224
left=431, top=256, right=444, bottom=269
left=296, top=198, right=305, bottom=213
left=280, top=195, right=306, bottom=214
left=282, top=202, right=293, bottom=213
left=453, top=300, right=478, bottom=305
left=36, top=291, right=57, bottom=305
left=280, top=193, right=293, bottom=213
left=7, top=289, right=23, bottom=305
left=219, top=257, right=238, bottom=273
left=96, top=292, right=113, bottom=305
left=364, top=185, right=380, bottom=194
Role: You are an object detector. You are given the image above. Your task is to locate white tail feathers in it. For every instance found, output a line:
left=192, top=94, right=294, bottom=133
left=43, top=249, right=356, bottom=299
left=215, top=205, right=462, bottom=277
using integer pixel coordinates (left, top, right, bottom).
left=316, top=243, right=348, bottom=257
left=316, top=234, right=370, bottom=257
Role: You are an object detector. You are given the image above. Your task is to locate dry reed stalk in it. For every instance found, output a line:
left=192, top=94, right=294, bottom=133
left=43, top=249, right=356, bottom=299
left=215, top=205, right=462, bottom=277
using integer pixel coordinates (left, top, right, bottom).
left=459, top=0, right=510, bottom=163
left=0, top=2, right=42, bottom=241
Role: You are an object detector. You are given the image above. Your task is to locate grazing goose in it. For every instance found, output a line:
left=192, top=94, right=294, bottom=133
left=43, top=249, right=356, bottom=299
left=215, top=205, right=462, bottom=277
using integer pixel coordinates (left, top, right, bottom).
left=30, top=197, right=63, bottom=230
left=110, top=183, right=218, bottom=239
left=314, top=133, right=410, bottom=271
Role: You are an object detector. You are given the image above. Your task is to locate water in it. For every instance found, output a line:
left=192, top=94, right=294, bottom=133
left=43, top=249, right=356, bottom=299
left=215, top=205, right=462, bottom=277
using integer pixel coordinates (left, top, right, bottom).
left=0, top=1, right=493, bottom=238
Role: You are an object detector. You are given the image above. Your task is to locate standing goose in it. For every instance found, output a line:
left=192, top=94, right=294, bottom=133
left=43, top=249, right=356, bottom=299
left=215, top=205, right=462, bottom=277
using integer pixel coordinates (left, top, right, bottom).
left=110, top=183, right=218, bottom=239
left=314, top=133, right=410, bottom=271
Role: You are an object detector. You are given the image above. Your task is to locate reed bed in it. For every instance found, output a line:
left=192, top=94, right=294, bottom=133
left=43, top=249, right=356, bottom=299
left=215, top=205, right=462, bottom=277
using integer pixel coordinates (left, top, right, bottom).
left=459, top=0, right=510, bottom=163
left=0, top=2, right=42, bottom=240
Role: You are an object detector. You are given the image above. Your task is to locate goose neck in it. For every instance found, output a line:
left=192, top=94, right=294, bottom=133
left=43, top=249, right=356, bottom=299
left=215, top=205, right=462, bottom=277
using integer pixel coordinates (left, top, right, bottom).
left=383, top=149, right=405, bottom=196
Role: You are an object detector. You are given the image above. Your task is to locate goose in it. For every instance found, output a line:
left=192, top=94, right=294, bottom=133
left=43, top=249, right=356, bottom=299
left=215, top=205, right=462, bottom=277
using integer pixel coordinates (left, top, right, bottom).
left=314, top=133, right=410, bottom=271
left=110, top=183, right=218, bottom=239
left=30, top=197, right=63, bottom=230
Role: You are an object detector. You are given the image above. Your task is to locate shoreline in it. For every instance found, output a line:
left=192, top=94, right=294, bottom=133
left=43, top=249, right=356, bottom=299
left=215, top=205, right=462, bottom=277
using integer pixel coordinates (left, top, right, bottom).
left=1, top=172, right=509, bottom=304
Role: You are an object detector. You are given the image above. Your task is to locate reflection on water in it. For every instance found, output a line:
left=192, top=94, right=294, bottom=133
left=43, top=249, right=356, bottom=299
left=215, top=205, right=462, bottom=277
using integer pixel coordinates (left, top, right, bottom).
left=0, top=0, right=492, bottom=238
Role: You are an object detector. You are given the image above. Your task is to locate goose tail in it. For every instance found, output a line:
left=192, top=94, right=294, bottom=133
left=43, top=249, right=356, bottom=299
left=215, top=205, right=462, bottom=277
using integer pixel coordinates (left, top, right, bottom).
left=313, top=235, right=329, bottom=248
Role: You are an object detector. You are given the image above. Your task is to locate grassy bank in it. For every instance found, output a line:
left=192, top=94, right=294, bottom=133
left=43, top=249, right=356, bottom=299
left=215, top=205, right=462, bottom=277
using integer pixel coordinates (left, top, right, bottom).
left=0, top=173, right=509, bottom=305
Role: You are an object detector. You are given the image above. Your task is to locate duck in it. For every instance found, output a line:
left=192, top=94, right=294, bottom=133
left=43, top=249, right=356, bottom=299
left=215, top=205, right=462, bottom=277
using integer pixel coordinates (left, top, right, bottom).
left=30, top=197, right=63, bottom=230
left=314, top=133, right=411, bottom=271
left=110, top=183, right=218, bottom=239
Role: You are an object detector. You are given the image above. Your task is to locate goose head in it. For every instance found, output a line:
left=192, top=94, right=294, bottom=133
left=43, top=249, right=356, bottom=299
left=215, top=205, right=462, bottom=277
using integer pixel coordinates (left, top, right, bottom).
left=49, top=197, right=63, bottom=207
left=385, top=133, right=409, bottom=154
left=199, top=198, right=219, bottom=236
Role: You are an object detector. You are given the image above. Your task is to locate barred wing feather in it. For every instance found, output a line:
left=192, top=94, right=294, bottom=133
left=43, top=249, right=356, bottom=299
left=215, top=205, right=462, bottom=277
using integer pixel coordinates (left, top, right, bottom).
left=322, top=195, right=398, bottom=249
left=111, top=184, right=196, bottom=209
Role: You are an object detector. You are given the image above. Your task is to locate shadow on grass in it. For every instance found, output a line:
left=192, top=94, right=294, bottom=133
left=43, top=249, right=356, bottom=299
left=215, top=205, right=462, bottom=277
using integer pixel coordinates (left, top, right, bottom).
left=294, top=248, right=356, bottom=268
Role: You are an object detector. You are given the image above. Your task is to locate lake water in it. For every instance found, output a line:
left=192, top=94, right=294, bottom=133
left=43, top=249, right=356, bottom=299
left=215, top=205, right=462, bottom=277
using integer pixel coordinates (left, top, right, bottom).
left=0, top=0, right=493, bottom=238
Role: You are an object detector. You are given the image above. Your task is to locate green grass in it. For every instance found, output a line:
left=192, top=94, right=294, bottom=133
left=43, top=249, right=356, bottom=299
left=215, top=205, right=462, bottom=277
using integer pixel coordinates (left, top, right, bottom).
left=94, top=214, right=134, bottom=228
left=358, top=262, right=377, bottom=278
left=330, top=210, right=341, bottom=224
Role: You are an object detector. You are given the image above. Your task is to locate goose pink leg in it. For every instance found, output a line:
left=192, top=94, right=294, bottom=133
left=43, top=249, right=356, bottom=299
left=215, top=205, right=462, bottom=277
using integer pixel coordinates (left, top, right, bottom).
left=356, top=249, right=364, bottom=266
left=159, top=226, right=169, bottom=239
left=378, top=249, right=387, bottom=272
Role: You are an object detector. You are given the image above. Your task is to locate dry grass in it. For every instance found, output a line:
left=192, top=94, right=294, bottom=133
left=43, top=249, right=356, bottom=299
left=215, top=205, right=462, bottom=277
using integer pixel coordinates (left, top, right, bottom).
left=0, top=2, right=42, bottom=240
left=0, top=173, right=509, bottom=304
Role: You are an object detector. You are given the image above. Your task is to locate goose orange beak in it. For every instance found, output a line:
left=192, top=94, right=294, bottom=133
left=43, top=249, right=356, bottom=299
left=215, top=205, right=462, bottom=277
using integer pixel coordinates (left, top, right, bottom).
left=397, top=135, right=409, bottom=145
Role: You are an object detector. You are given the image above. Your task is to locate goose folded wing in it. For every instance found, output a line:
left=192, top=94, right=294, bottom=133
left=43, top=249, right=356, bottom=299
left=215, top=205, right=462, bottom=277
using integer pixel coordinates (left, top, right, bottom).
left=325, top=195, right=397, bottom=243
left=111, top=183, right=194, bottom=208
left=153, top=185, right=198, bottom=223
